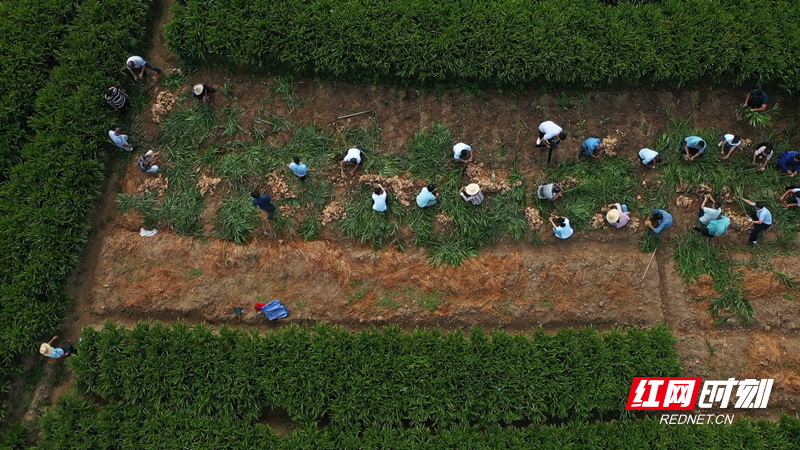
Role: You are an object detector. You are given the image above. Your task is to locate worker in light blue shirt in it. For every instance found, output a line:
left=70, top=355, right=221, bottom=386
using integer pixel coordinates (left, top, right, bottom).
left=638, top=148, right=661, bottom=167
left=742, top=197, right=772, bottom=245
left=680, top=136, right=706, bottom=161
left=416, top=184, right=438, bottom=208
left=647, top=209, right=673, bottom=234
left=286, top=156, right=311, bottom=180
left=550, top=216, right=573, bottom=239
left=693, top=216, right=732, bottom=240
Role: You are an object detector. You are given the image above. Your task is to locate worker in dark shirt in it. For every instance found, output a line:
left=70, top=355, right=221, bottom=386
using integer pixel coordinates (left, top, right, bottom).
left=251, top=191, right=276, bottom=220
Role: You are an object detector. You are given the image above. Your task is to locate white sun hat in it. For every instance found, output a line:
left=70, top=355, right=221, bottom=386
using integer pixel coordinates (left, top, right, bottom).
left=465, top=183, right=480, bottom=196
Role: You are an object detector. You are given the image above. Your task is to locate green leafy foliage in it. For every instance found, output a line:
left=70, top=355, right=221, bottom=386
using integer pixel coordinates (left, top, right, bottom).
left=0, top=0, right=154, bottom=418
left=214, top=194, right=261, bottom=243
left=650, top=117, right=800, bottom=324
left=35, top=406, right=800, bottom=450
left=0, top=0, right=80, bottom=179
left=166, top=0, right=800, bottom=90
left=67, top=322, right=680, bottom=428
left=340, top=186, right=401, bottom=249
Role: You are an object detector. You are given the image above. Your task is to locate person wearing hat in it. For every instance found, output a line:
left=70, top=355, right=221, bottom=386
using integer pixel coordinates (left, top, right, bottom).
left=453, top=142, right=473, bottom=164
left=693, top=216, right=733, bottom=240
left=40, top=336, right=75, bottom=359
left=550, top=215, right=573, bottom=239
left=192, top=83, right=216, bottom=102
left=744, top=88, right=769, bottom=111
left=537, top=182, right=562, bottom=201
left=460, top=183, right=484, bottom=206
left=680, top=136, right=706, bottom=161
left=340, top=147, right=362, bottom=177
left=646, top=209, right=673, bottom=234
left=780, top=186, right=800, bottom=208
left=719, top=134, right=743, bottom=160
left=606, top=203, right=629, bottom=228
left=752, top=142, right=774, bottom=171
left=104, top=86, right=129, bottom=113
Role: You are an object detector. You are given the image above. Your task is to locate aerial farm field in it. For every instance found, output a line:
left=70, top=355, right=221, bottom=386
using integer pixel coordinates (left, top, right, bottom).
left=2, top=0, right=800, bottom=448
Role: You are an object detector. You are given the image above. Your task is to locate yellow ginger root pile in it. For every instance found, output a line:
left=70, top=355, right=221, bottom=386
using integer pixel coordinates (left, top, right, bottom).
left=266, top=172, right=295, bottom=201
left=727, top=213, right=750, bottom=233
left=591, top=213, right=606, bottom=229
left=151, top=89, right=176, bottom=124
left=197, top=175, right=222, bottom=196
left=321, top=201, right=346, bottom=225
left=676, top=195, right=694, bottom=208
left=465, top=163, right=522, bottom=193
left=524, top=207, right=544, bottom=230
left=561, top=176, right=580, bottom=189
left=436, top=212, right=453, bottom=227
left=358, top=173, right=418, bottom=207
left=719, top=186, right=735, bottom=204
left=138, top=176, right=168, bottom=197
left=628, top=217, right=642, bottom=231
left=278, top=205, right=301, bottom=217
left=601, top=137, right=618, bottom=157
left=676, top=183, right=713, bottom=196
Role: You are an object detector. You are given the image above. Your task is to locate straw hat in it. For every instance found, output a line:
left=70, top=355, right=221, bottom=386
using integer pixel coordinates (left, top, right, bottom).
left=465, top=183, right=480, bottom=196
left=606, top=209, right=620, bottom=223
left=193, top=84, right=204, bottom=95
left=40, top=343, right=53, bottom=356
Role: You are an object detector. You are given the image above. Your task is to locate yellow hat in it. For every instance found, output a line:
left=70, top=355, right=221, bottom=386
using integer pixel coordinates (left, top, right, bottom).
left=40, top=343, right=53, bottom=356
left=465, top=183, right=480, bottom=196
left=606, top=209, right=620, bottom=223
left=193, top=84, right=204, bottom=95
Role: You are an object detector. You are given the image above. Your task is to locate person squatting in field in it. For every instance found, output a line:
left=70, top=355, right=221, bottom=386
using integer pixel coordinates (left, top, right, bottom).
left=251, top=191, right=276, bottom=220
left=126, top=55, right=162, bottom=81
left=40, top=336, right=76, bottom=359
left=453, top=142, right=473, bottom=164
left=780, top=186, right=800, bottom=208
left=340, top=147, right=362, bottom=177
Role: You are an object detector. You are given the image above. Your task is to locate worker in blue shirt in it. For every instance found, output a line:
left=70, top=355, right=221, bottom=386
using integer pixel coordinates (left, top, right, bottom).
left=742, top=198, right=772, bottom=245
left=647, top=209, right=673, bottom=234
left=680, top=136, right=706, bottom=161
left=251, top=191, right=276, bottom=220
left=776, top=151, right=800, bottom=177
left=578, top=137, right=604, bottom=160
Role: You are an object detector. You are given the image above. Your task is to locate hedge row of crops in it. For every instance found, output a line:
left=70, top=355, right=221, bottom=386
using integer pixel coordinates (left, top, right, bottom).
left=0, top=0, right=79, bottom=179
left=37, top=395, right=800, bottom=450
left=71, top=322, right=680, bottom=427
left=0, top=0, right=153, bottom=416
left=166, top=0, right=800, bottom=89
